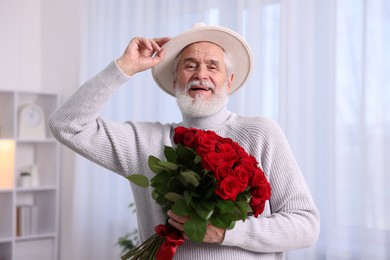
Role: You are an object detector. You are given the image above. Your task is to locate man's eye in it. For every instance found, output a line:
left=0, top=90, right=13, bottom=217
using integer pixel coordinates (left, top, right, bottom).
left=185, top=64, right=197, bottom=69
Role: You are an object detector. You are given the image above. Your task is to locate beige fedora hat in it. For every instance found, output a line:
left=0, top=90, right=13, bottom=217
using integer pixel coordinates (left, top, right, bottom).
left=151, top=23, right=253, bottom=97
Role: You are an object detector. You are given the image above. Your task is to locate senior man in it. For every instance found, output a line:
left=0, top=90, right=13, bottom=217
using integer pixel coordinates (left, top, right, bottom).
left=49, top=23, right=320, bottom=259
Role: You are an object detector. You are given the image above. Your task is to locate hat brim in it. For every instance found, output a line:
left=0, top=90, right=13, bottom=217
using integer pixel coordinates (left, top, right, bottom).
left=151, top=24, right=253, bottom=97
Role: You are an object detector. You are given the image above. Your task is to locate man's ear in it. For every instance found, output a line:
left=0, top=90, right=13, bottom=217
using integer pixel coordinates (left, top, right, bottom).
left=173, top=81, right=177, bottom=91
left=227, top=74, right=234, bottom=94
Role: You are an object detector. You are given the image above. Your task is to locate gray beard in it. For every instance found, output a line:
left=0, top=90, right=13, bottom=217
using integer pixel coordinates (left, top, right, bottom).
left=175, top=81, right=229, bottom=117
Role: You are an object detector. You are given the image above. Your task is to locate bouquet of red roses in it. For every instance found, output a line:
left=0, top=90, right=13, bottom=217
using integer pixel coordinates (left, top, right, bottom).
left=122, top=126, right=271, bottom=260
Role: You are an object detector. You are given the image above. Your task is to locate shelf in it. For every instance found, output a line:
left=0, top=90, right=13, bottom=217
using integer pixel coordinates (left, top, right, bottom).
left=15, top=142, right=58, bottom=188
left=0, top=241, right=12, bottom=260
left=0, top=192, right=13, bottom=239
left=16, top=186, right=57, bottom=192
left=15, top=233, right=56, bottom=242
left=0, top=189, right=13, bottom=193
left=15, top=190, right=57, bottom=236
left=0, top=237, right=12, bottom=243
left=0, top=90, right=60, bottom=260
left=14, top=238, right=55, bottom=260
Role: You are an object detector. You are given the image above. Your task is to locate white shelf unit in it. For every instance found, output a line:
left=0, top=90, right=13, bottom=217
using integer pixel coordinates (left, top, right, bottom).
left=0, top=90, right=60, bottom=260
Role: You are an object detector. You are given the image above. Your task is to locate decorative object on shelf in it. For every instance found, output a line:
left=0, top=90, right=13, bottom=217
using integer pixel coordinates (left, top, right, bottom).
left=30, top=164, right=40, bottom=187
left=19, top=164, right=40, bottom=187
left=18, top=103, right=46, bottom=139
left=0, top=139, right=16, bottom=189
left=16, top=205, right=34, bottom=236
left=20, top=172, right=32, bottom=188
left=16, top=192, right=36, bottom=237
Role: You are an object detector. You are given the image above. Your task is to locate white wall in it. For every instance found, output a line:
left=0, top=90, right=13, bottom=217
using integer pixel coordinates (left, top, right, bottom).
left=1, top=1, right=80, bottom=259
left=0, top=0, right=80, bottom=94
left=0, top=0, right=42, bottom=90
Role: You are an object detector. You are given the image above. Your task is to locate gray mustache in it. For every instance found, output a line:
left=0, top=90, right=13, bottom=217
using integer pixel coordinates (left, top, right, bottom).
left=186, top=80, right=216, bottom=91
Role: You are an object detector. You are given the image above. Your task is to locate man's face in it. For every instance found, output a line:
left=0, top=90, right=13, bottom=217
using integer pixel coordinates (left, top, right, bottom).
left=173, top=42, right=234, bottom=117
left=174, top=42, right=233, bottom=99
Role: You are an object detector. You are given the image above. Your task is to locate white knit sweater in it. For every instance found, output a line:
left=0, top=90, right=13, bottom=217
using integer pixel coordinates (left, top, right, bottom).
left=48, top=61, right=320, bottom=260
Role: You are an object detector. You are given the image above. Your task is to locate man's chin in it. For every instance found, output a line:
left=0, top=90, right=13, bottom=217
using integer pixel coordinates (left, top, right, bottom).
left=177, top=96, right=228, bottom=117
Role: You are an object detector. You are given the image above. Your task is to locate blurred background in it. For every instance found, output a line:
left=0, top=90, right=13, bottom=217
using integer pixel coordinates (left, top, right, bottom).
left=1, top=0, right=389, bottom=259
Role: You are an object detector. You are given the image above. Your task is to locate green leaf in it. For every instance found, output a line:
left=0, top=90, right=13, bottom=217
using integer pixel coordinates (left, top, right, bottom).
left=235, top=201, right=252, bottom=221
left=148, top=156, right=165, bottom=174
left=154, top=193, right=168, bottom=206
left=194, top=155, right=202, bottom=164
left=164, top=146, right=177, bottom=162
left=164, top=192, right=183, bottom=202
left=180, top=170, right=200, bottom=187
left=166, top=177, right=183, bottom=194
left=192, top=200, right=215, bottom=220
left=216, top=200, right=235, bottom=214
left=126, top=174, right=149, bottom=188
left=150, top=172, right=170, bottom=186
left=171, top=199, right=191, bottom=216
left=210, top=214, right=236, bottom=230
left=183, top=191, right=192, bottom=205
left=176, top=144, right=196, bottom=166
left=191, top=175, right=216, bottom=199
left=229, top=203, right=246, bottom=221
left=210, top=215, right=228, bottom=229
left=158, top=161, right=179, bottom=170
left=184, top=218, right=207, bottom=243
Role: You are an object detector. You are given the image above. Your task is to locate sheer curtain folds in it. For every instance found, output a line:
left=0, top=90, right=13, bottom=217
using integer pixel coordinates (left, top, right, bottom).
left=61, top=0, right=390, bottom=259
left=333, top=0, right=390, bottom=259
left=280, top=0, right=390, bottom=259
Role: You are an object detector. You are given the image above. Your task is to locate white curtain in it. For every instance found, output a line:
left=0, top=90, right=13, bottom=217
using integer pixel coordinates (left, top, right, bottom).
left=279, top=0, right=390, bottom=259
left=61, top=0, right=390, bottom=259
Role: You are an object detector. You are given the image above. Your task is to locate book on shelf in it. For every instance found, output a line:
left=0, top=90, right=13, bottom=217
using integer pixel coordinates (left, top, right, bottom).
left=16, top=205, right=36, bottom=237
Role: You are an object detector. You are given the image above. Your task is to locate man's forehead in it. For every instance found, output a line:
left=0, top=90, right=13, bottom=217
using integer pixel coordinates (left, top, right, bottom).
left=179, top=42, right=225, bottom=59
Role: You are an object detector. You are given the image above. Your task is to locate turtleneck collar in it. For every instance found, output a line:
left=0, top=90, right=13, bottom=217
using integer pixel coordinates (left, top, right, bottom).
left=180, top=106, right=232, bottom=130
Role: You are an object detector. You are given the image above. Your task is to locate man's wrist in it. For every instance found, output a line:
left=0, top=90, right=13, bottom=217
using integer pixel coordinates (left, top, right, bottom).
left=115, top=57, right=135, bottom=76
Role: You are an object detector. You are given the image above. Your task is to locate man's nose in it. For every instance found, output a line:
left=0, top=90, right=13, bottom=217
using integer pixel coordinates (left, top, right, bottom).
left=193, top=65, right=209, bottom=80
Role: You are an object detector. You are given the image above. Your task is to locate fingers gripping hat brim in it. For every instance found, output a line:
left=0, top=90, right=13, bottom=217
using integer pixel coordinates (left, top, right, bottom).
left=151, top=23, right=253, bottom=97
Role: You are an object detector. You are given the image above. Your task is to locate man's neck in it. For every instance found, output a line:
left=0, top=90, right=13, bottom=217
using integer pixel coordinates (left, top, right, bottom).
left=180, top=106, right=231, bottom=130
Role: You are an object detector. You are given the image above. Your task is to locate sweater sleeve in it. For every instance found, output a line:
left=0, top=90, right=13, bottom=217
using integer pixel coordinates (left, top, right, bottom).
left=221, top=117, right=320, bottom=252
left=48, top=61, right=170, bottom=176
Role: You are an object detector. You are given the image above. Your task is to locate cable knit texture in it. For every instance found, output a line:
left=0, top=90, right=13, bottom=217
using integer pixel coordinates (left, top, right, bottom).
left=48, top=61, right=320, bottom=260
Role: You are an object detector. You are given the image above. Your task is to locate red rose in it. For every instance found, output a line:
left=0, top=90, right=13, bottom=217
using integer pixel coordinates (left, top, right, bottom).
left=216, top=143, right=239, bottom=163
left=241, top=155, right=258, bottom=173
left=215, top=175, right=240, bottom=201
left=183, top=129, right=198, bottom=149
left=173, top=126, right=189, bottom=144
left=250, top=196, right=266, bottom=217
left=231, top=141, right=249, bottom=158
left=202, top=151, right=224, bottom=172
left=205, top=130, right=221, bottom=141
left=250, top=171, right=271, bottom=201
left=251, top=184, right=271, bottom=201
left=250, top=168, right=267, bottom=188
left=232, top=165, right=251, bottom=192
left=196, top=131, right=218, bottom=156
left=214, top=162, right=233, bottom=182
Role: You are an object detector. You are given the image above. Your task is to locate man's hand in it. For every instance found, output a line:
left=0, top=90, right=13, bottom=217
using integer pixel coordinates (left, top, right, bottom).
left=116, top=37, right=170, bottom=76
left=167, top=210, right=226, bottom=244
